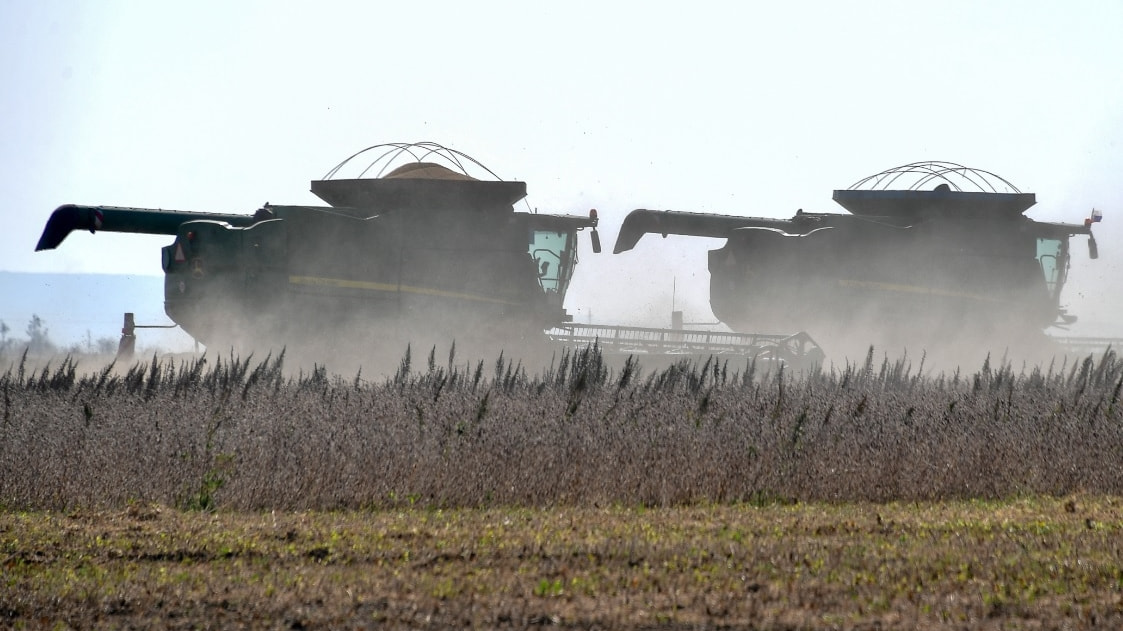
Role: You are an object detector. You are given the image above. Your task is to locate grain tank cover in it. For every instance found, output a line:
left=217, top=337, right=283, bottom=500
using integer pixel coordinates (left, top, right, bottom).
left=832, top=187, right=1037, bottom=218
left=310, top=162, right=528, bottom=211
left=832, top=161, right=1037, bottom=219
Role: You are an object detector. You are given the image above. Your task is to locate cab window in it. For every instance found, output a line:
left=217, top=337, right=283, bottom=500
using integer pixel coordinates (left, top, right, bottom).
left=1036, top=238, right=1062, bottom=298
left=529, top=230, right=572, bottom=294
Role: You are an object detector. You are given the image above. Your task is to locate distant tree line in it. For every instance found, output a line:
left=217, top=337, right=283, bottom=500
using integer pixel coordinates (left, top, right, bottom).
left=0, top=315, right=117, bottom=357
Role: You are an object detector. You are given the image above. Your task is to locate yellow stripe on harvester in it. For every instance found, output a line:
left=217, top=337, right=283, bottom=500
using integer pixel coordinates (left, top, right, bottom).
left=288, top=275, right=520, bottom=306
left=837, top=279, right=1010, bottom=304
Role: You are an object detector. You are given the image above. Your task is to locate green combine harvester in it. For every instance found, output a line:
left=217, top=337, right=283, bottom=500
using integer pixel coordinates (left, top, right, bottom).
left=612, top=162, right=1101, bottom=359
left=36, top=143, right=600, bottom=365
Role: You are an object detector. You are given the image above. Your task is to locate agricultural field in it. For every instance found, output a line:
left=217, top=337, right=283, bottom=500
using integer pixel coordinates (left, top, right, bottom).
left=2, top=346, right=1123, bottom=628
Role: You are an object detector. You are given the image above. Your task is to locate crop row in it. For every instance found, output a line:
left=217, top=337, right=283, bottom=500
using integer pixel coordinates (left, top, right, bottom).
left=2, top=345, right=1122, bottom=511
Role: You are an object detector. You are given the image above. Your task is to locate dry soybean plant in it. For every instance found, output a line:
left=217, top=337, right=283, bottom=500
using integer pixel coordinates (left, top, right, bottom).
left=1, top=344, right=1122, bottom=511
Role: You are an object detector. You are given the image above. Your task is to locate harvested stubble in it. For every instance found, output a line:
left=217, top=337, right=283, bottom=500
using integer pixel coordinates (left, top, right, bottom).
left=2, top=498, right=1122, bottom=628
left=1, top=345, right=1122, bottom=511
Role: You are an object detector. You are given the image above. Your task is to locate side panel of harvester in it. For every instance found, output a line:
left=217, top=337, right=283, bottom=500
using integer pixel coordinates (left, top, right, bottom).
left=153, top=204, right=587, bottom=354
left=704, top=215, right=1061, bottom=336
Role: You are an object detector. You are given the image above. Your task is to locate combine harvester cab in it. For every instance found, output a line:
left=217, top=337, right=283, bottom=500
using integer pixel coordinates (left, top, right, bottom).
left=36, top=143, right=600, bottom=366
left=613, top=162, right=1101, bottom=363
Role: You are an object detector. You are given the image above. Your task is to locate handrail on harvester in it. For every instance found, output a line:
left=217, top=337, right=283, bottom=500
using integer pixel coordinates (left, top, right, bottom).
left=546, top=323, right=824, bottom=367
left=1048, top=336, right=1123, bottom=357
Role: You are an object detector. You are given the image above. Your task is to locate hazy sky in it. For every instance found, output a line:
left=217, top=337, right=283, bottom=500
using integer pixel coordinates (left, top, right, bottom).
left=3, top=0, right=1121, bottom=334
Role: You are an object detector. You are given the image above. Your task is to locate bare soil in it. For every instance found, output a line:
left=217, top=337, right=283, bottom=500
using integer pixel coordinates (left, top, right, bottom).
left=4, top=497, right=1122, bottom=629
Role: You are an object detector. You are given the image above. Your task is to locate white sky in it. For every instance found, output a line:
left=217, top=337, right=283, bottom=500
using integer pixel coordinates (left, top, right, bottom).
left=3, top=0, right=1122, bottom=334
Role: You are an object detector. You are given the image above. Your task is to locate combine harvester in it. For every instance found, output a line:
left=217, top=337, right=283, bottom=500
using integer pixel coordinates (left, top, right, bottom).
left=612, top=162, right=1106, bottom=364
left=35, top=149, right=1103, bottom=370
left=36, top=143, right=602, bottom=369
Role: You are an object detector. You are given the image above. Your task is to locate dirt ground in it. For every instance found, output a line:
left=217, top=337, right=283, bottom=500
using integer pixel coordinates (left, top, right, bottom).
left=3, top=497, right=1122, bottom=629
